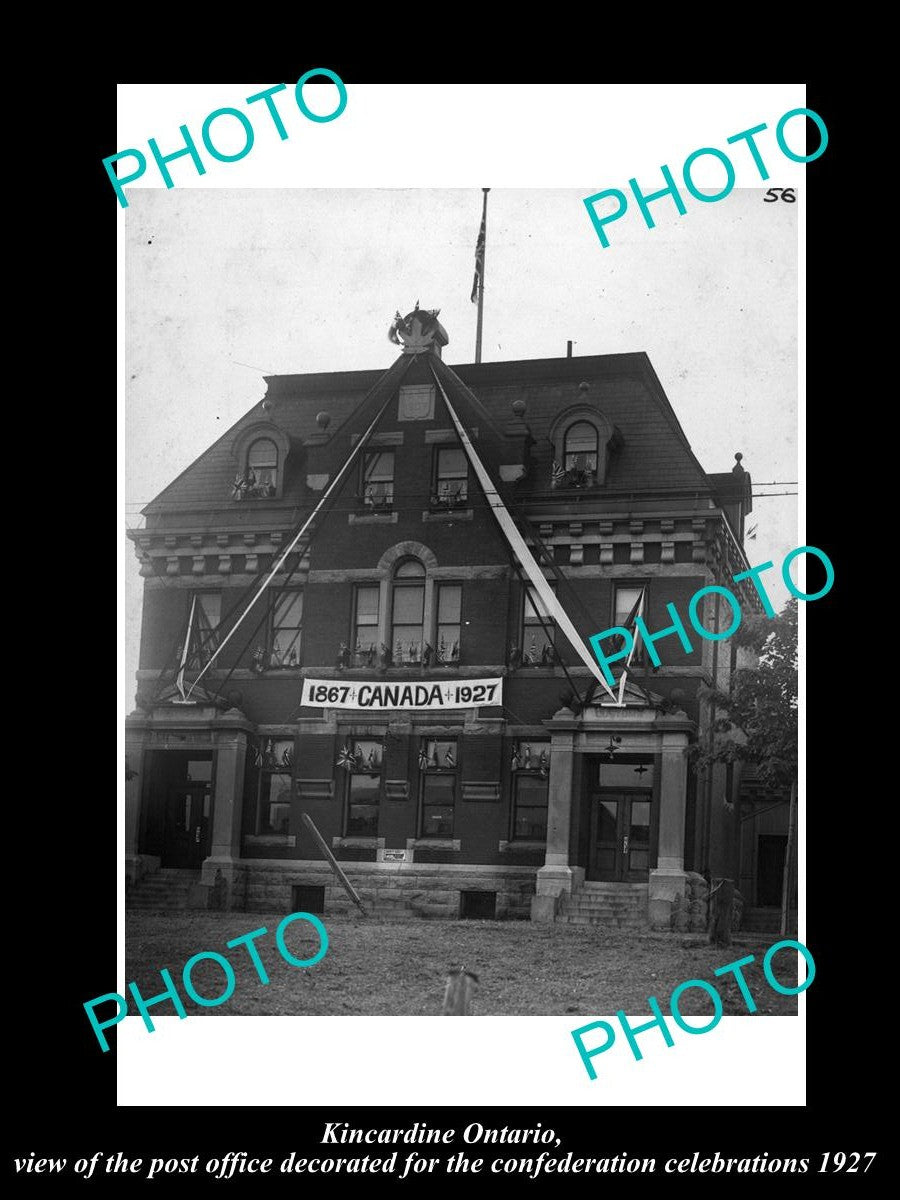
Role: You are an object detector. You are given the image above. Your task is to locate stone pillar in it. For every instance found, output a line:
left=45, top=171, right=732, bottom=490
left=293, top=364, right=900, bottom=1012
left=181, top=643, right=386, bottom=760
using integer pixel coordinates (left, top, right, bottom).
left=202, top=720, right=249, bottom=906
left=532, top=721, right=584, bottom=922
left=648, top=731, right=689, bottom=929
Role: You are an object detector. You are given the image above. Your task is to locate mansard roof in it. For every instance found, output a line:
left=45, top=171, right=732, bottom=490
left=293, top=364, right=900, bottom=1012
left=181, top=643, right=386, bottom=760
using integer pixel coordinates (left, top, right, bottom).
left=142, top=348, right=718, bottom=516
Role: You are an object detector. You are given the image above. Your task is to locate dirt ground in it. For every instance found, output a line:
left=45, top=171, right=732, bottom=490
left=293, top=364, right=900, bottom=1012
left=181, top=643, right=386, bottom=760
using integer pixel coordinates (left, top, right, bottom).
left=125, top=912, right=798, bottom=1017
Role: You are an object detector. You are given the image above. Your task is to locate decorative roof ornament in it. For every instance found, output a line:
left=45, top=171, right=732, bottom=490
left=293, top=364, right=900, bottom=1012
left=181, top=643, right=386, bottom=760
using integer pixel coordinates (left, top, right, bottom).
left=387, top=302, right=449, bottom=356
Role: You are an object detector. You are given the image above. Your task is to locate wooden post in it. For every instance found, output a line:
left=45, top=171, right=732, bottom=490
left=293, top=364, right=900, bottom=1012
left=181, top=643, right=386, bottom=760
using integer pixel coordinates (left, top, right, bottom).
left=442, top=967, right=479, bottom=1015
left=300, top=812, right=368, bottom=917
left=708, top=878, right=734, bottom=947
left=780, top=778, right=797, bottom=937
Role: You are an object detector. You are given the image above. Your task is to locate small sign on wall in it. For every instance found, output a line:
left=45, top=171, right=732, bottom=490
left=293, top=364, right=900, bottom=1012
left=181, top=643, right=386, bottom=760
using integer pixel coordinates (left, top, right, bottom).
left=380, top=848, right=410, bottom=864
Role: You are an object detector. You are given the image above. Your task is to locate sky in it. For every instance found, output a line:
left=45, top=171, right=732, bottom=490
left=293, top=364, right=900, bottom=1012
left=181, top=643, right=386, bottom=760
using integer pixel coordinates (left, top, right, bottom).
left=122, top=187, right=798, bottom=697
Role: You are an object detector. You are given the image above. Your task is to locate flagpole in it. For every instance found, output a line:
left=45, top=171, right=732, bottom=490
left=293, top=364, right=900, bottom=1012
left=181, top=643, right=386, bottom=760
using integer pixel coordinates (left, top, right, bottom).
left=475, top=188, right=489, bottom=363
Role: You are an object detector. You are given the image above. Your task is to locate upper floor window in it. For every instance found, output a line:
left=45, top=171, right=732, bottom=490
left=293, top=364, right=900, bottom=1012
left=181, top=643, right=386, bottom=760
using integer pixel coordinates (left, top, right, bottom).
left=353, top=585, right=381, bottom=663
left=187, top=592, right=222, bottom=666
left=391, top=559, right=425, bottom=665
left=518, top=581, right=556, bottom=667
left=432, top=446, right=468, bottom=508
left=435, top=583, right=461, bottom=665
left=362, top=450, right=395, bottom=508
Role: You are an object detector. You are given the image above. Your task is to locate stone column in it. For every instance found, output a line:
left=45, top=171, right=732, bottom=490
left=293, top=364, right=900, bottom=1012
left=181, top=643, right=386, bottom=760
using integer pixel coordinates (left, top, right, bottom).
left=124, top=721, right=148, bottom=886
left=649, top=730, right=689, bottom=929
left=202, top=718, right=249, bottom=906
left=532, top=716, right=584, bottom=922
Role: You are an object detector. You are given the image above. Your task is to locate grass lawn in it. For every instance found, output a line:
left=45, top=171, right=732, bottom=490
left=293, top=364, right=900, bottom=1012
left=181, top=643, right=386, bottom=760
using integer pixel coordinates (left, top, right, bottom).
left=125, top=911, right=798, bottom=1017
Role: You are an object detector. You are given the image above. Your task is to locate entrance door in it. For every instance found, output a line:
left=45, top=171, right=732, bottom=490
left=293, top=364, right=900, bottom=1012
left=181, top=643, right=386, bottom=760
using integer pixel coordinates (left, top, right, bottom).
left=757, top=834, right=786, bottom=906
left=163, top=783, right=210, bottom=868
left=589, top=792, right=652, bottom=881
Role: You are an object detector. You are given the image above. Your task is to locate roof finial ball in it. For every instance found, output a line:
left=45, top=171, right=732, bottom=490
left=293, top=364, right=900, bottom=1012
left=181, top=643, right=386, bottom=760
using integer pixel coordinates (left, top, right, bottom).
left=316, top=411, right=331, bottom=431
left=733, top=451, right=745, bottom=474
left=578, top=381, right=590, bottom=393
left=511, top=399, right=527, bottom=419
left=261, top=399, right=273, bottom=413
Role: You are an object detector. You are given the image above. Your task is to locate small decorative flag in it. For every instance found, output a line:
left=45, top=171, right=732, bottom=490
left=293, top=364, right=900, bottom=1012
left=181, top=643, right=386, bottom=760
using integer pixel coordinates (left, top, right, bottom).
left=450, top=639, right=459, bottom=661
left=523, top=744, right=531, bottom=768
left=551, top=460, right=565, bottom=488
left=368, top=747, right=379, bottom=769
left=418, top=746, right=429, bottom=771
left=538, top=749, right=549, bottom=777
left=444, top=747, right=455, bottom=767
left=511, top=747, right=520, bottom=772
left=281, top=744, right=294, bottom=769
left=432, top=744, right=439, bottom=768
left=337, top=744, right=356, bottom=772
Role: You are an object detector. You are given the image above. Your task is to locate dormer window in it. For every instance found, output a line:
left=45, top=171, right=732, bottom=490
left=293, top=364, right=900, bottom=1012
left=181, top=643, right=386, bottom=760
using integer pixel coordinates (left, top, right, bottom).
left=231, top=422, right=291, bottom=502
left=550, top=407, right=621, bottom=491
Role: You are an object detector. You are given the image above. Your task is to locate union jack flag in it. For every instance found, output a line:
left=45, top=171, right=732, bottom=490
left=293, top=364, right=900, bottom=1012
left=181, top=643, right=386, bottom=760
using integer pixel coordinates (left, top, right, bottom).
left=471, top=209, right=486, bottom=304
left=337, top=743, right=357, bottom=772
left=418, top=746, right=429, bottom=771
left=551, top=460, right=565, bottom=488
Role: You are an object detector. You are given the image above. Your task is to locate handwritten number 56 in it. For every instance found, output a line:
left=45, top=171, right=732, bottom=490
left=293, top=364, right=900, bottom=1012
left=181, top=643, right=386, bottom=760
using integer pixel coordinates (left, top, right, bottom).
left=764, top=188, right=796, bottom=203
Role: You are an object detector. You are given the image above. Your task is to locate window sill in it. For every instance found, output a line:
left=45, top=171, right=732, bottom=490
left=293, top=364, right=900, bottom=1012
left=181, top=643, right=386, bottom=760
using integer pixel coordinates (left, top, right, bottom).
left=410, top=838, right=461, bottom=851
left=498, top=840, right=546, bottom=852
left=332, top=836, right=384, bottom=850
left=244, top=834, right=297, bottom=847
left=348, top=511, right=398, bottom=525
left=422, top=508, right=473, bottom=523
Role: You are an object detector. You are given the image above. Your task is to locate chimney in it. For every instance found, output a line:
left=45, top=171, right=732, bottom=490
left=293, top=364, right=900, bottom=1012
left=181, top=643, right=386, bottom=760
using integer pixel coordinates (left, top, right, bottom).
left=566, top=340, right=573, bottom=358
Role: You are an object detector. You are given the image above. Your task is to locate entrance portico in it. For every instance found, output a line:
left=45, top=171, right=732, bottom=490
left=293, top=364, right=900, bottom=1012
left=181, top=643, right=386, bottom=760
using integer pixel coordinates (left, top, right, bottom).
left=531, top=690, right=695, bottom=929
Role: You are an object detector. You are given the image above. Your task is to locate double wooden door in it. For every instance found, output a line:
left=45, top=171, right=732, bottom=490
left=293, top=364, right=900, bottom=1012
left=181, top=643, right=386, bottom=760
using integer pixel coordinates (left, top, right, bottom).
left=589, top=791, right=652, bottom=881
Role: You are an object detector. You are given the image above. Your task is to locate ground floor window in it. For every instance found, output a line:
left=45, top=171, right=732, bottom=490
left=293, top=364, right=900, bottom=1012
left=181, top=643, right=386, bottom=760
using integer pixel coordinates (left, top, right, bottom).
left=420, top=739, right=457, bottom=837
left=343, top=739, right=383, bottom=837
left=253, top=737, right=294, bottom=834
left=511, top=740, right=550, bottom=840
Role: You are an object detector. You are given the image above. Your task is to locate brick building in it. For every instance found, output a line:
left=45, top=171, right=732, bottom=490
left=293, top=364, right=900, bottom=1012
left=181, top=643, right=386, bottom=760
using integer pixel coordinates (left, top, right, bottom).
left=125, top=306, right=784, bottom=928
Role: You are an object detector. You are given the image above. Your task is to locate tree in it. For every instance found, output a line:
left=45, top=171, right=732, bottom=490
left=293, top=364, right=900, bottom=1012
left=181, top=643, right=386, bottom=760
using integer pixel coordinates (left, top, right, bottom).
left=695, top=599, right=798, bottom=937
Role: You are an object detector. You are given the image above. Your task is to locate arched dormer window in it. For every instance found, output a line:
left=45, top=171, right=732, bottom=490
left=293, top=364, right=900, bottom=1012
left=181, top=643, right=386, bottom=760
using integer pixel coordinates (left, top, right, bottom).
left=550, top=406, right=620, bottom=490
left=231, top=422, right=292, bottom=502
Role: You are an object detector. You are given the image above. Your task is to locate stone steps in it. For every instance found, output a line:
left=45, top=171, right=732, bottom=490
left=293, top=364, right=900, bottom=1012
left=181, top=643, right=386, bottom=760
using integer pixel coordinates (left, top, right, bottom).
left=127, top=869, right=201, bottom=910
left=559, top=883, right=648, bottom=929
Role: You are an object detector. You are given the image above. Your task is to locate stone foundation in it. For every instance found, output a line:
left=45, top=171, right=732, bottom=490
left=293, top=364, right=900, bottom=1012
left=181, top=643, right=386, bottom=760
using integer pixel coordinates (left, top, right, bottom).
left=211, top=859, right=538, bottom=919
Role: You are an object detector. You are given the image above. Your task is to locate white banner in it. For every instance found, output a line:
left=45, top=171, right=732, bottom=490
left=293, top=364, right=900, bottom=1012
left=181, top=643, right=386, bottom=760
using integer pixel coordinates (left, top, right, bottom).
left=301, top=677, right=503, bottom=711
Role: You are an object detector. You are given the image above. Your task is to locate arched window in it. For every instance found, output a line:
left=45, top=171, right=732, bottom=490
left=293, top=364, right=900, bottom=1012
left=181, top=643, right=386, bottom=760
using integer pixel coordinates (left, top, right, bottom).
left=391, top=559, right=426, bottom=664
left=247, top=438, right=278, bottom=496
left=563, top=421, right=599, bottom=472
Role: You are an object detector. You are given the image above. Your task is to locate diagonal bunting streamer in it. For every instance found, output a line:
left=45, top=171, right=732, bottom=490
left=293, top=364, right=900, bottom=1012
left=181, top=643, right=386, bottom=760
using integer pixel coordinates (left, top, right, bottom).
left=429, top=367, right=619, bottom=703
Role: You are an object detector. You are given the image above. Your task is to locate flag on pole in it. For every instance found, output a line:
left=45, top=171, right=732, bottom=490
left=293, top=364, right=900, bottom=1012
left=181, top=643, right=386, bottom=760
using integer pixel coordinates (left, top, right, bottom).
left=471, top=208, right=486, bottom=303
left=418, top=746, right=429, bottom=772
left=444, top=747, right=455, bottom=767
